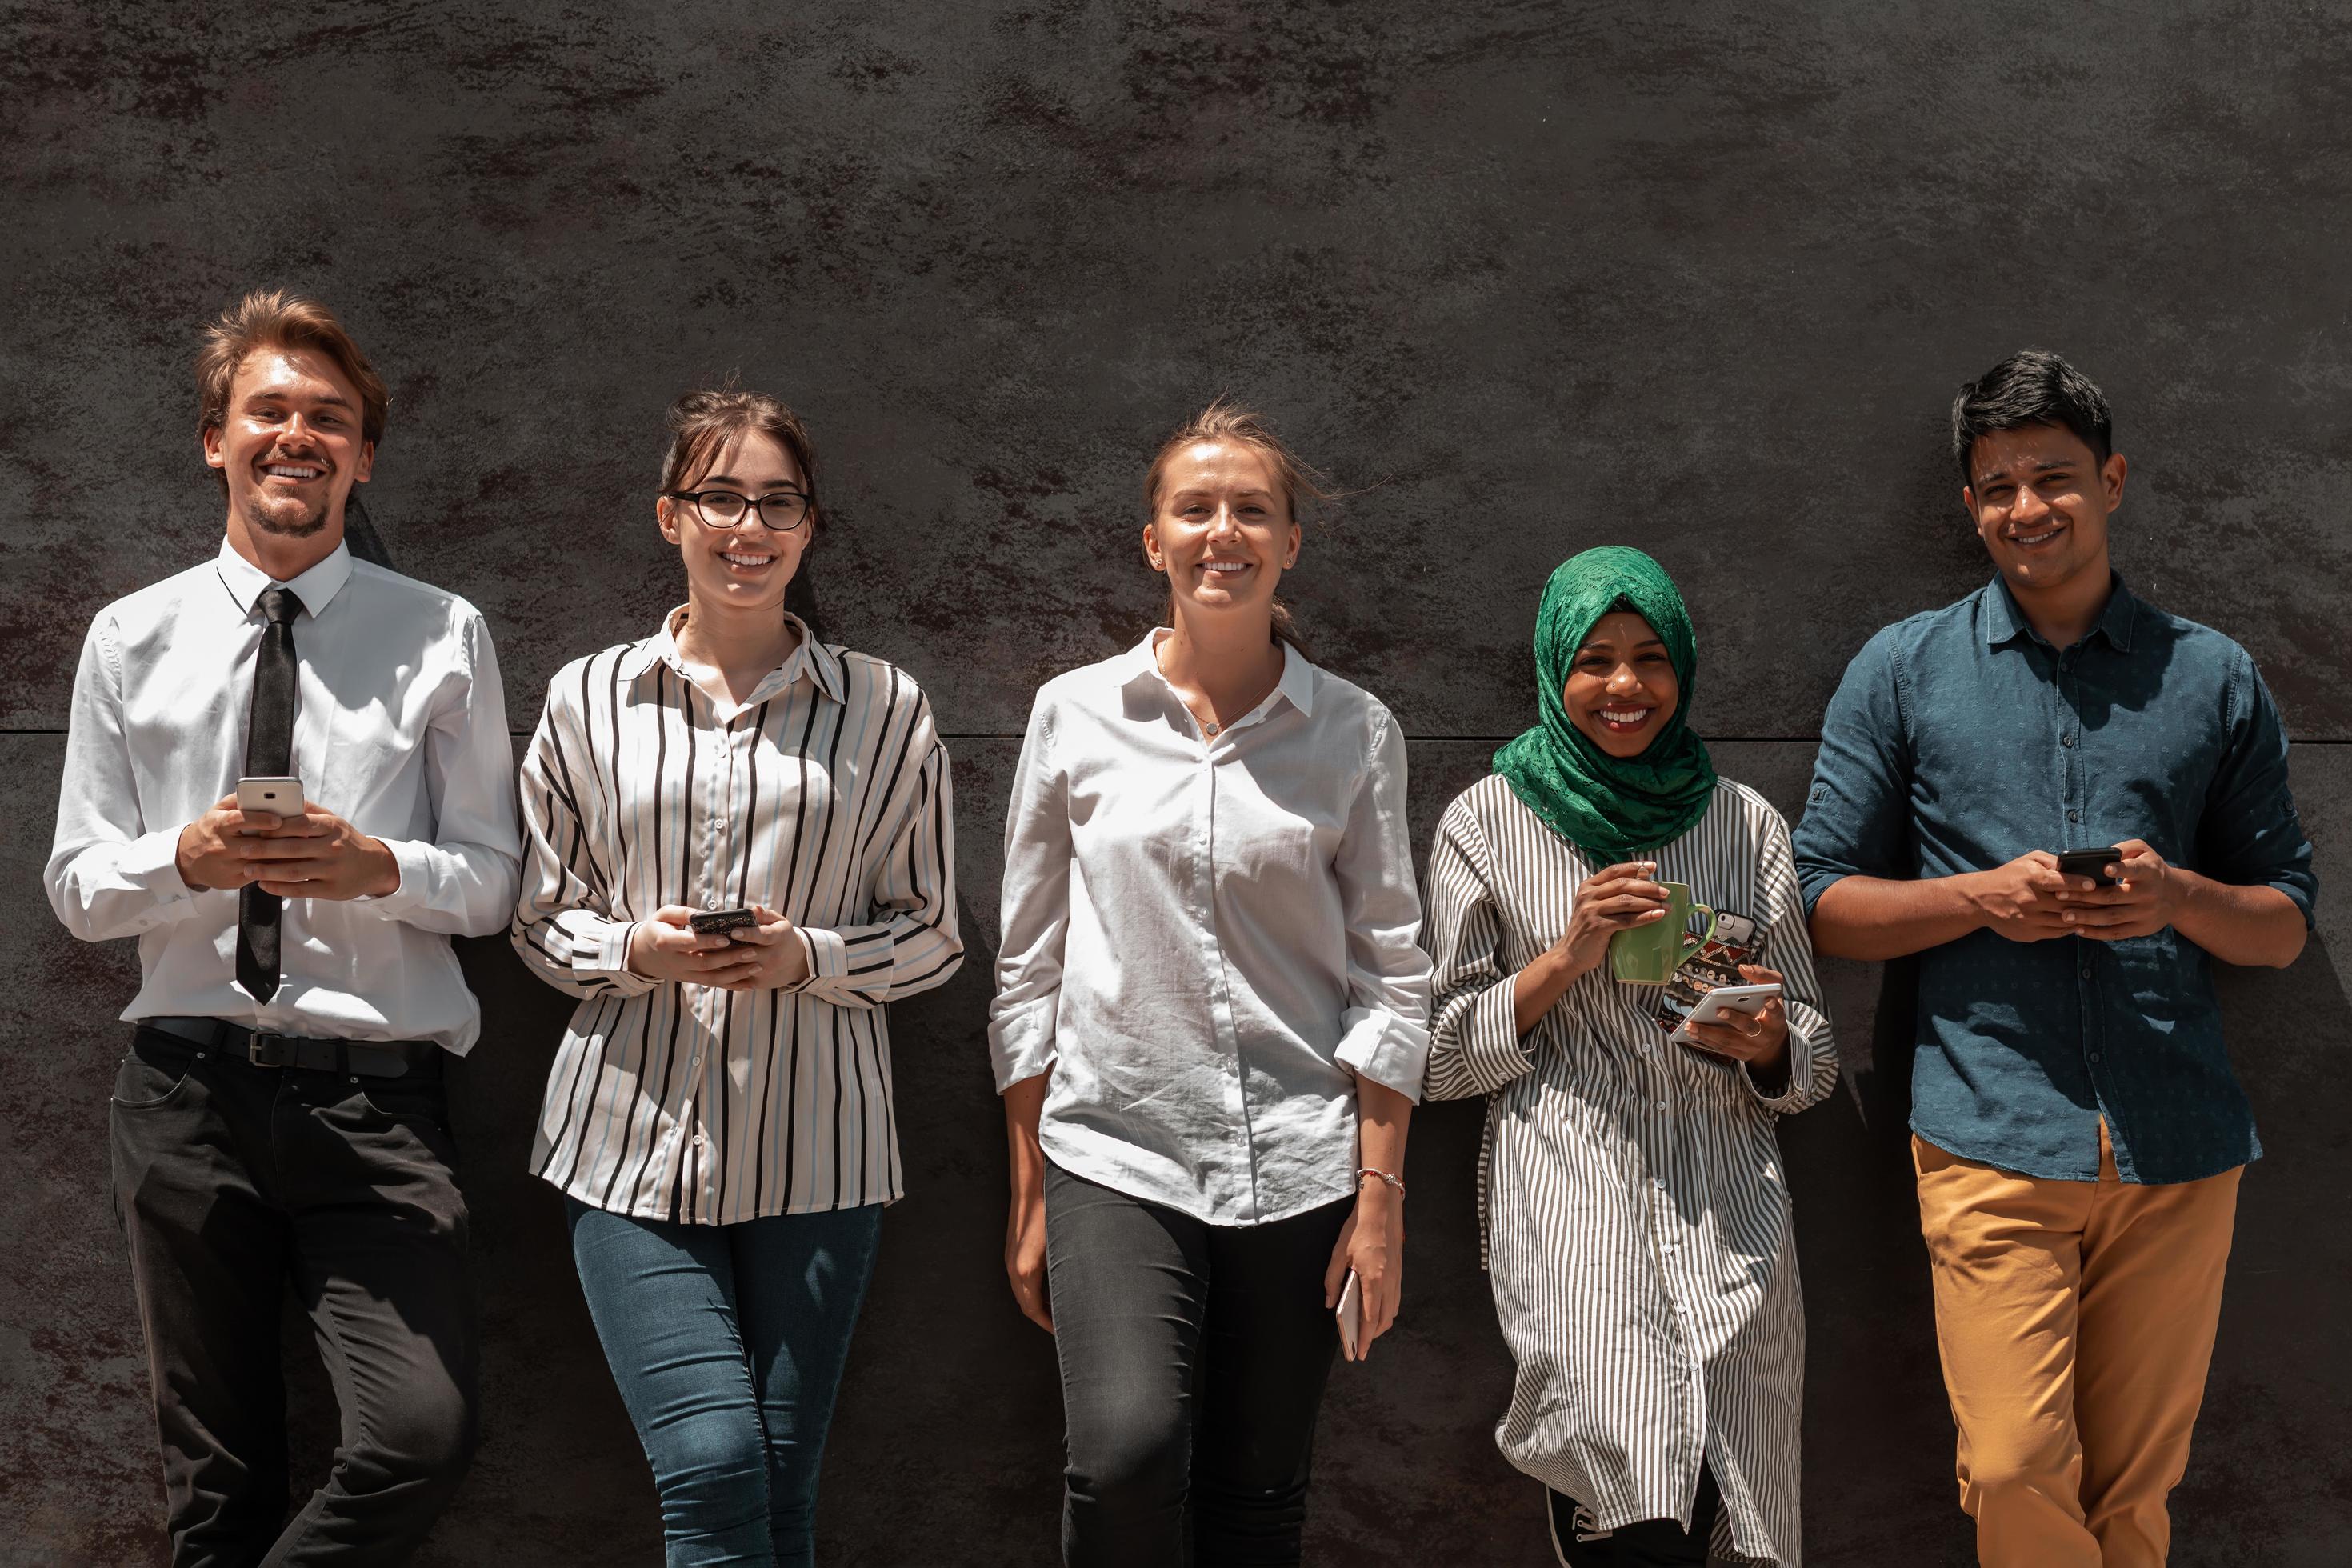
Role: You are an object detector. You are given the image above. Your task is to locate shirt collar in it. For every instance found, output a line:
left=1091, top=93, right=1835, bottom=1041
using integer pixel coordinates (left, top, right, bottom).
left=213, top=537, right=354, bottom=619
left=621, top=606, right=844, bottom=705
left=1122, top=629, right=1318, bottom=719
left=1982, top=571, right=2137, bottom=654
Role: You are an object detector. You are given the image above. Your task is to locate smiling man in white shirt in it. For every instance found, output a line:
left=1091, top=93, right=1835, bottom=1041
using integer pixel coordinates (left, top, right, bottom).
left=45, top=290, right=521, bottom=1566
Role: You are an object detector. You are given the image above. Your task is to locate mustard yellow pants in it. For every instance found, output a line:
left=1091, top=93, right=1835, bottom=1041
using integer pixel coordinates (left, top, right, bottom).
left=1912, top=1126, right=2241, bottom=1567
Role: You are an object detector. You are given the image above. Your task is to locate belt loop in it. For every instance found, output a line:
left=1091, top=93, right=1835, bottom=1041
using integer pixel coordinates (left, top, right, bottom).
left=336, top=1039, right=350, bottom=1082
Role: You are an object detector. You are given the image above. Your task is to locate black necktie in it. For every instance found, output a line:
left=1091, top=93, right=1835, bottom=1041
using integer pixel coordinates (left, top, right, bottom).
left=236, top=586, right=304, bottom=1003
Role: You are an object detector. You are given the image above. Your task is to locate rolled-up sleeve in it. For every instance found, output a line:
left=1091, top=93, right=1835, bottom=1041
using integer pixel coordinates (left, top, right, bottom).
left=1330, top=709, right=1431, bottom=1101
left=988, top=693, right=1070, bottom=1090
left=46, top=614, right=205, bottom=942
left=2197, top=651, right=2317, bottom=926
left=794, top=696, right=962, bottom=1010
left=1793, top=630, right=1914, bottom=914
left=510, top=676, right=657, bottom=1000
left=1421, top=797, right=1535, bottom=1102
left=1742, top=806, right=1839, bottom=1114
left=365, top=609, right=522, bottom=935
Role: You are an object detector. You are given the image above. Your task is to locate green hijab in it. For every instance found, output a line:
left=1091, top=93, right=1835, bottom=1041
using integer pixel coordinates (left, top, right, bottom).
left=1492, top=546, right=1718, bottom=862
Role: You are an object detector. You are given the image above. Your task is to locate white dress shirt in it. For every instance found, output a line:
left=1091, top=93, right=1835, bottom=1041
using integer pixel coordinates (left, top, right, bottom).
left=46, top=539, right=522, bottom=1050
left=512, top=610, right=962, bottom=1223
left=990, top=630, right=1431, bottom=1226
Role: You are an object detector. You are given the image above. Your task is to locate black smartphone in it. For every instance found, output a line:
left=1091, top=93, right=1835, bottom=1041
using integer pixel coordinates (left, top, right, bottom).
left=688, top=906, right=758, bottom=938
left=2055, top=848, right=2122, bottom=885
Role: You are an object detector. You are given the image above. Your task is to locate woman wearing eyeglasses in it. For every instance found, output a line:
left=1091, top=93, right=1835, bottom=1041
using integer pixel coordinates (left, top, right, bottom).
left=511, top=387, right=961, bottom=1566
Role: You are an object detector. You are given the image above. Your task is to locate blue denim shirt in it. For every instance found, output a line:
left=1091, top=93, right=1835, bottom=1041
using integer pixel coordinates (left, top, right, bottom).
left=1793, top=576, right=2316, bottom=1184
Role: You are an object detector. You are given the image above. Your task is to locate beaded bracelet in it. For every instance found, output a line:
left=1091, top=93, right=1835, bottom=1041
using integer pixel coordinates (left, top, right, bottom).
left=1356, top=1166, right=1406, bottom=1200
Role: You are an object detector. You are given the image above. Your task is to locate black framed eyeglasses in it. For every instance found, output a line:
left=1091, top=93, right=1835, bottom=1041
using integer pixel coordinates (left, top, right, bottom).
left=663, top=488, right=813, bottom=533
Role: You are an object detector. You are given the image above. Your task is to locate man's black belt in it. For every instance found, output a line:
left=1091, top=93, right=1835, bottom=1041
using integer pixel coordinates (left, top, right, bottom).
left=137, top=1016, right=442, bottom=1079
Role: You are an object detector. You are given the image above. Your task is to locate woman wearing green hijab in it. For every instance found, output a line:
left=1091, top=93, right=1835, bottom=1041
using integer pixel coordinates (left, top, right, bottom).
left=1422, top=548, right=1836, bottom=1567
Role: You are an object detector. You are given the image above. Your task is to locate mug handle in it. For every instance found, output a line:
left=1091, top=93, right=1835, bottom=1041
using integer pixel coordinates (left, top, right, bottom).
left=1684, top=902, right=1718, bottom=952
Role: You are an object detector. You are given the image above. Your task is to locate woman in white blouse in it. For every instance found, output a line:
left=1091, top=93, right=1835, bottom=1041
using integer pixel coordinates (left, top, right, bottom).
left=1422, top=546, right=1834, bottom=1567
left=511, top=389, right=961, bottom=1566
left=990, top=402, right=1431, bottom=1566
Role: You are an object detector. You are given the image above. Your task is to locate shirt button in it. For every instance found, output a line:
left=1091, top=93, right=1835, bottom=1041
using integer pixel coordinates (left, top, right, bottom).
left=2081, top=964, right=2094, bottom=978
left=2088, top=1053, right=2102, bottom=1064
left=692, top=1131, right=707, bottom=1146
left=2068, top=810, right=2082, bottom=822
left=2061, top=733, right=2075, bottom=747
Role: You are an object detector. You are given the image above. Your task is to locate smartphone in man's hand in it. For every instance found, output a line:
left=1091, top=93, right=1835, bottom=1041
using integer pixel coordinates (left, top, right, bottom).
left=2055, top=848, right=2122, bottom=885
left=236, top=776, right=304, bottom=817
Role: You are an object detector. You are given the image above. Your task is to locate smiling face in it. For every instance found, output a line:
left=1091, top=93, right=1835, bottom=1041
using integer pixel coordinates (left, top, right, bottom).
left=1564, top=610, right=1680, bottom=758
left=1142, top=439, right=1300, bottom=623
left=203, top=346, right=374, bottom=546
left=1963, top=423, right=2126, bottom=596
left=656, top=429, right=810, bottom=614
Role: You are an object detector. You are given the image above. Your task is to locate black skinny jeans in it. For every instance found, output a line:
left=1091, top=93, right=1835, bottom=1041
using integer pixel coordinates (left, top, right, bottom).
left=108, top=1025, right=478, bottom=1566
left=1043, top=1160, right=1350, bottom=1567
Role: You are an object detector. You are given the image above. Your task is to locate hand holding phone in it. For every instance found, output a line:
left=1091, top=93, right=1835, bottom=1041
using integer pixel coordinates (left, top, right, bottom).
left=2054, top=847, right=2123, bottom=886
left=236, top=775, right=306, bottom=819
left=1335, top=1270, right=1363, bottom=1361
left=1670, top=981, right=1783, bottom=1048
left=688, top=906, right=758, bottom=938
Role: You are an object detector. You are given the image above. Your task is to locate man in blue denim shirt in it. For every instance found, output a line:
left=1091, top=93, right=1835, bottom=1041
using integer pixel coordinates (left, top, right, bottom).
left=1794, top=350, right=2315, bottom=1568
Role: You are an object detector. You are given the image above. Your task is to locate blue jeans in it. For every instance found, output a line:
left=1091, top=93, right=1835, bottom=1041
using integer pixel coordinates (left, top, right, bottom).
left=565, top=1198, right=884, bottom=1567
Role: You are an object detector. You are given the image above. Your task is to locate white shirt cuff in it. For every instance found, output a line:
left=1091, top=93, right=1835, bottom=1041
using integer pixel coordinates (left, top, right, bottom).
left=358, top=837, right=427, bottom=918
left=988, top=996, right=1059, bottom=1091
left=1335, top=1006, right=1432, bottom=1104
left=118, top=826, right=196, bottom=902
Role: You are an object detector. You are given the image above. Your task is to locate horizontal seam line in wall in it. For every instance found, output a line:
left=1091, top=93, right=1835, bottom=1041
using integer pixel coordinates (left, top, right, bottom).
left=6, top=729, right=2352, bottom=745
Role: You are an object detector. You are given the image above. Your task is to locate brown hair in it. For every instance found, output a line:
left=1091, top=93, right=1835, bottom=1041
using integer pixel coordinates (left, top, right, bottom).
left=659, top=386, right=822, bottom=531
left=1142, top=398, right=1327, bottom=654
left=197, top=290, right=389, bottom=493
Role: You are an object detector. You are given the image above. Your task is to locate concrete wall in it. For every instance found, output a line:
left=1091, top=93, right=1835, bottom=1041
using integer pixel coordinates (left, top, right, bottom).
left=5, top=3, right=2347, bottom=1562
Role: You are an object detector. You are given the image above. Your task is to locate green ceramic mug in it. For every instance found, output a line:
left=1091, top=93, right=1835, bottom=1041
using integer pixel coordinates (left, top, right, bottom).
left=1609, top=881, right=1717, bottom=985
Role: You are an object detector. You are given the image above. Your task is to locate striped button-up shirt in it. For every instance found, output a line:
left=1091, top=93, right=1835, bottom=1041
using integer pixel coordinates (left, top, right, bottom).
left=1423, top=774, right=1835, bottom=1566
left=514, top=610, right=960, bottom=1224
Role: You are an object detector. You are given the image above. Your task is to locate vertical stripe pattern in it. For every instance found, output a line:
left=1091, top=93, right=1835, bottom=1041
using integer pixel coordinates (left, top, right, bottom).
left=513, top=613, right=961, bottom=1225
left=1422, top=774, right=1835, bottom=1566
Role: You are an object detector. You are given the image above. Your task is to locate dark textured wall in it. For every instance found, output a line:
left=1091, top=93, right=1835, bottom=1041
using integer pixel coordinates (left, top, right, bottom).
left=5, top=4, right=2348, bottom=1564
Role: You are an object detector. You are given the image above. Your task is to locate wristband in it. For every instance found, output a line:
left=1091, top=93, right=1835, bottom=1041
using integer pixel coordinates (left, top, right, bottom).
left=1356, top=1166, right=1406, bottom=1200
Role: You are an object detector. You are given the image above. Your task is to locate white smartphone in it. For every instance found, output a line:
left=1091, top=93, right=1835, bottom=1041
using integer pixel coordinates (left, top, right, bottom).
left=1670, top=982, right=1782, bottom=1048
left=236, top=776, right=305, bottom=816
left=1336, top=1270, right=1363, bottom=1360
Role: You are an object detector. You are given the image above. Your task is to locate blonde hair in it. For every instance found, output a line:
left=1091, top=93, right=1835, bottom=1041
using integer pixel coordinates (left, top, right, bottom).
left=1142, top=398, right=1329, bottom=654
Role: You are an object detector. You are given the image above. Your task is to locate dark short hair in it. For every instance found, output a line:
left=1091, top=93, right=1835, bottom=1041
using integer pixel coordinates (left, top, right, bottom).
left=1950, top=349, right=2113, bottom=486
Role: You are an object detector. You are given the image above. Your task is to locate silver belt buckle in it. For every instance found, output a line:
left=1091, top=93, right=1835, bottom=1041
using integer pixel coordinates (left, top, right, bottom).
left=246, top=1031, right=293, bottom=1068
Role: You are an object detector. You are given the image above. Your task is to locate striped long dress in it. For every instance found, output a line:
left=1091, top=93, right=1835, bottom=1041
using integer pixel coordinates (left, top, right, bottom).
left=1422, top=774, right=1835, bottom=1566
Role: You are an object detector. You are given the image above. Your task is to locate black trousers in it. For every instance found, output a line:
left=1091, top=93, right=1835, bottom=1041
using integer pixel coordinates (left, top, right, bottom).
left=1548, top=1462, right=1720, bottom=1568
left=108, top=1025, right=478, bottom=1566
left=1042, top=1160, right=1350, bottom=1568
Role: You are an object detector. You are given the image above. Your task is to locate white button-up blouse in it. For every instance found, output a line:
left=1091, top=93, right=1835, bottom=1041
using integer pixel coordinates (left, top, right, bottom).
left=989, top=631, right=1431, bottom=1226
